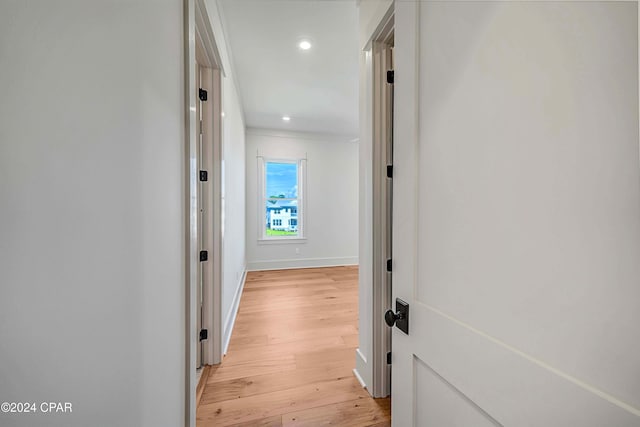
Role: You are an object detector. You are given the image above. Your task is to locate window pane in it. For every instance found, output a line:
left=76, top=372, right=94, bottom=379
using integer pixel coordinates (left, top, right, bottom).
left=265, top=161, right=299, bottom=238
left=266, top=162, right=298, bottom=199
left=266, top=199, right=298, bottom=237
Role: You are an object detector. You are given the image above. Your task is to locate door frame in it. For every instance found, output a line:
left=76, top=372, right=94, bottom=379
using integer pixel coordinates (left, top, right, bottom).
left=368, top=5, right=395, bottom=399
left=185, top=0, right=224, bottom=425
left=195, top=0, right=224, bottom=368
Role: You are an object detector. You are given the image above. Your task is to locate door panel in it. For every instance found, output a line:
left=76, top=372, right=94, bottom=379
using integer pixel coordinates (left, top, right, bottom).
left=409, top=307, right=640, bottom=426
left=393, top=1, right=640, bottom=426
left=414, top=356, right=500, bottom=427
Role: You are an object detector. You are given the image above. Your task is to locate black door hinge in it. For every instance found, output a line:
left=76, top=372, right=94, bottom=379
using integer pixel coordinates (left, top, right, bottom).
left=199, top=170, right=208, bottom=182
left=387, top=351, right=392, bottom=364
left=199, top=329, right=208, bottom=341
left=386, top=70, right=394, bottom=84
left=199, top=88, right=208, bottom=101
left=386, top=259, right=392, bottom=272
left=386, top=165, right=393, bottom=178
left=200, top=250, right=208, bottom=262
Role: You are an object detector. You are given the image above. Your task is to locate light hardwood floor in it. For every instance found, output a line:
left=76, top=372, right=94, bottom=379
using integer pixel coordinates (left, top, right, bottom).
left=197, top=266, right=391, bottom=427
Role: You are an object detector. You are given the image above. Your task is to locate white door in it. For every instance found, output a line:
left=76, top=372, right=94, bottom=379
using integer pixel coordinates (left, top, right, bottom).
left=392, top=2, right=640, bottom=426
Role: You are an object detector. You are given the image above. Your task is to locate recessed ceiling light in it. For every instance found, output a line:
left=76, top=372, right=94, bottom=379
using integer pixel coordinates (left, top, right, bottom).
left=298, top=40, right=312, bottom=50
left=282, top=116, right=291, bottom=122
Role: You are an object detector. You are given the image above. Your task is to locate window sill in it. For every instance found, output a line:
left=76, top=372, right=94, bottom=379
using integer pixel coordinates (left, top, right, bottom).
left=258, top=238, right=307, bottom=245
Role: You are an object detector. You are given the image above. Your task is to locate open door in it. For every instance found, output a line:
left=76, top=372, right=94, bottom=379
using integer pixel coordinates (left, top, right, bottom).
left=391, top=2, right=640, bottom=426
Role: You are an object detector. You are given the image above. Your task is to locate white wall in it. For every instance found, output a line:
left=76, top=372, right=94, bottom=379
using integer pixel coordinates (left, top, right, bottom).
left=221, top=73, right=246, bottom=350
left=356, top=0, right=393, bottom=392
left=0, top=1, right=184, bottom=426
left=245, top=129, right=359, bottom=271
left=204, top=0, right=247, bottom=353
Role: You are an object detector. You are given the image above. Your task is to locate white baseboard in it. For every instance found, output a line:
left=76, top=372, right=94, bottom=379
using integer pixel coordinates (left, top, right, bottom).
left=355, top=348, right=371, bottom=393
left=247, top=256, right=358, bottom=271
left=353, top=368, right=367, bottom=389
left=222, top=268, right=247, bottom=354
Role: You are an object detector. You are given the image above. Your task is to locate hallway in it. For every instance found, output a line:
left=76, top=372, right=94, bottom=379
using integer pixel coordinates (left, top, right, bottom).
left=196, top=266, right=390, bottom=426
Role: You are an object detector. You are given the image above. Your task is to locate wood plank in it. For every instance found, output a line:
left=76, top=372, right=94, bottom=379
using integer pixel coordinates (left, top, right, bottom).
left=267, top=324, right=359, bottom=345
left=244, top=281, right=327, bottom=289
left=295, top=346, right=358, bottom=370
left=222, top=335, right=345, bottom=367
left=237, top=291, right=349, bottom=308
left=198, top=377, right=369, bottom=426
left=234, top=305, right=357, bottom=322
left=230, top=321, right=356, bottom=340
left=207, top=355, right=297, bottom=383
left=226, top=334, right=268, bottom=352
left=200, top=363, right=354, bottom=405
left=281, top=397, right=391, bottom=426
left=227, top=415, right=283, bottom=427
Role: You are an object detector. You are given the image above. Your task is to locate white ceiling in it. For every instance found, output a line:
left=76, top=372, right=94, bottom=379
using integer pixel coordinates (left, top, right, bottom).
left=219, top=0, right=359, bottom=137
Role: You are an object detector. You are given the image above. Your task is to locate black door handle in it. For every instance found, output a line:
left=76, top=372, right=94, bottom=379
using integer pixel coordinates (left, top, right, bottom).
left=384, top=309, right=404, bottom=327
left=384, top=298, right=409, bottom=334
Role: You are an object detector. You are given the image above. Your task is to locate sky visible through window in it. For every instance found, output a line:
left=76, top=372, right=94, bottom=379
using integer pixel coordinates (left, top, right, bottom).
left=266, top=162, right=297, bottom=199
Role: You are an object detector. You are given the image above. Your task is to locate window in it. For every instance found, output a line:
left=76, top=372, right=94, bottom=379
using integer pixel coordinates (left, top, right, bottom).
left=260, top=158, right=305, bottom=240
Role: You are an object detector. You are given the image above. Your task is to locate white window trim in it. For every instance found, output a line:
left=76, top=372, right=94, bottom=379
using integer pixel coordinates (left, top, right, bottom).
left=257, top=156, right=307, bottom=242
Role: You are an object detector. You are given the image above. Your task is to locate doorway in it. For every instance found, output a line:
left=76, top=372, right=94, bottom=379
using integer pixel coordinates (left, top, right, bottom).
left=186, top=0, right=224, bottom=424
left=195, top=42, right=222, bottom=370
left=371, top=13, right=394, bottom=400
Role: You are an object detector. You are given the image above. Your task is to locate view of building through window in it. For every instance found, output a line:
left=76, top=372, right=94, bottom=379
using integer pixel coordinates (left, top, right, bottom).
left=265, top=161, right=299, bottom=237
